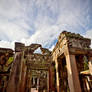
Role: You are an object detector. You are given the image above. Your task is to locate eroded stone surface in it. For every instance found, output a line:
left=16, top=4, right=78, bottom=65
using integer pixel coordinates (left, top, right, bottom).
left=53, top=31, right=92, bottom=92
left=6, top=43, right=52, bottom=92
left=0, top=48, right=13, bottom=92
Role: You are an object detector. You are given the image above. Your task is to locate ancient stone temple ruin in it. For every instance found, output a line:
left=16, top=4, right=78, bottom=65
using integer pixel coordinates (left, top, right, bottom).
left=0, top=31, right=92, bottom=92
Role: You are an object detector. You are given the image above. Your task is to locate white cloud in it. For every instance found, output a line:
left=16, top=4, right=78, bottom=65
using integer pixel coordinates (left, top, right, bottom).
left=85, top=29, right=92, bottom=48
left=0, top=19, right=30, bottom=41
left=49, top=45, right=55, bottom=51
left=0, top=40, right=14, bottom=49
left=85, top=29, right=92, bottom=39
left=23, top=25, right=60, bottom=47
left=0, top=0, right=22, bottom=18
left=0, top=0, right=91, bottom=50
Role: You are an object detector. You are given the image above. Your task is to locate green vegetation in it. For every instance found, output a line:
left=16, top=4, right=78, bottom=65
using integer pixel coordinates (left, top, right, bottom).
left=6, top=57, right=14, bottom=65
left=83, top=56, right=89, bottom=70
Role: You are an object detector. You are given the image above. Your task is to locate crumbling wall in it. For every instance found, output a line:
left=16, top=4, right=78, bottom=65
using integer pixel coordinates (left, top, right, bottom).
left=0, top=48, right=13, bottom=92
left=6, top=42, right=53, bottom=92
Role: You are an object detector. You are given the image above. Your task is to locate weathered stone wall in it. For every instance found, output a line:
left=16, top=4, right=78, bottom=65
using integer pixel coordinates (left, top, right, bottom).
left=6, top=42, right=53, bottom=92
left=0, top=48, right=13, bottom=92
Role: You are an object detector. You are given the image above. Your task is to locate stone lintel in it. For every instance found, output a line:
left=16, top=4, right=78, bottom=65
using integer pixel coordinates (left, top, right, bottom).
left=69, top=47, right=92, bottom=55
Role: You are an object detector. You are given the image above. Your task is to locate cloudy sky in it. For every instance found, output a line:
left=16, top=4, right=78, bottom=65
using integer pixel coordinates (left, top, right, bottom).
left=0, top=0, right=92, bottom=50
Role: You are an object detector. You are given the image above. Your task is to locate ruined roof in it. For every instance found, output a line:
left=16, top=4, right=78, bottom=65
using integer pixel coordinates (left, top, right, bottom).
left=58, top=31, right=89, bottom=40
left=15, top=42, right=51, bottom=55
left=18, top=43, right=52, bottom=70
left=53, top=31, right=91, bottom=52
left=0, top=48, right=13, bottom=54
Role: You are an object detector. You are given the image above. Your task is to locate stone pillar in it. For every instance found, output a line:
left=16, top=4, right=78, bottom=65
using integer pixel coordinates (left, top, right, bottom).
left=88, top=57, right=92, bottom=75
left=86, top=77, right=90, bottom=92
left=49, top=66, right=54, bottom=92
left=65, top=54, right=82, bottom=92
left=26, top=69, right=31, bottom=92
left=47, top=71, right=49, bottom=92
left=33, top=77, right=35, bottom=85
left=6, top=52, right=23, bottom=92
left=55, top=58, right=60, bottom=92
left=37, top=78, right=39, bottom=90
left=19, top=65, right=27, bottom=92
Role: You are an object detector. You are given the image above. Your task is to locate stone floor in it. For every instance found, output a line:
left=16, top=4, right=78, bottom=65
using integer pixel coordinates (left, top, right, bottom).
left=31, top=88, right=38, bottom=92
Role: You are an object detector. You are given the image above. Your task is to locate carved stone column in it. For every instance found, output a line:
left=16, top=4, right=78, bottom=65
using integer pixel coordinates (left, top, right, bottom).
left=19, top=64, right=27, bottom=92
left=47, top=71, right=49, bottom=92
left=65, top=54, right=82, bottom=92
left=6, top=52, right=23, bottom=92
left=88, top=57, right=92, bottom=75
left=26, top=69, right=31, bottom=92
left=49, top=66, right=54, bottom=92
left=55, top=58, right=60, bottom=92
left=37, top=78, right=39, bottom=90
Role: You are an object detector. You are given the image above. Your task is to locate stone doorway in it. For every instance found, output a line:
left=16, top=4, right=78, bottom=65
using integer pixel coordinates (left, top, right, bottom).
left=57, top=55, right=70, bottom=92
left=30, top=70, right=48, bottom=92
